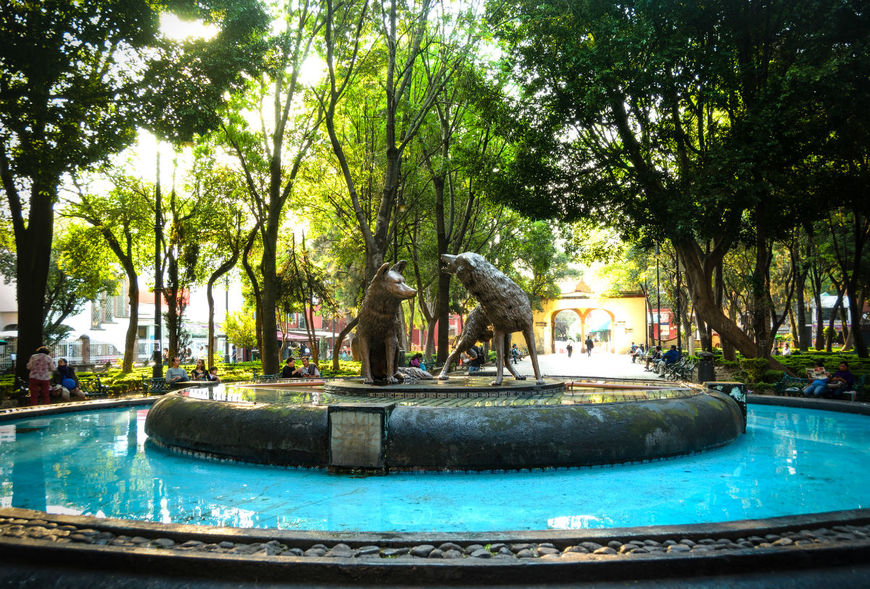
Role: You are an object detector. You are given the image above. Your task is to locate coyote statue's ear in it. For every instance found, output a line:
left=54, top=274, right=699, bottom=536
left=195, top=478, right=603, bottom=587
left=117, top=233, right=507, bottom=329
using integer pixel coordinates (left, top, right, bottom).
left=391, top=260, right=407, bottom=273
left=374, top=263, right=391, bottom=278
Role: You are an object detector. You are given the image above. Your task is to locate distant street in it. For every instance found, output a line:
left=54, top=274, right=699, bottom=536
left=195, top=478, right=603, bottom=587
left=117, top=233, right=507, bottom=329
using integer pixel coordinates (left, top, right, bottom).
left=511, top=351, right=659, bottom=380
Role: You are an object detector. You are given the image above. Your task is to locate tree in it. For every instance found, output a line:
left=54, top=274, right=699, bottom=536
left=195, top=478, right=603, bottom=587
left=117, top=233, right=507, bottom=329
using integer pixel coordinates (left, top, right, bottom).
left=43, top=225, right=119, bottom=345
left=223, top=310, right=258, bottom=352
left=0, top=1, right=156, bottom=375
left=0, top=0, right=268, bottom=378
left=276, top=234, right=339, bottom=365
left=219, top=0, right=326, bottom=375
left=140, top=0, right=268, bottom=375
left=65, top=173, right=154, bottom=371
left=319, top=0, right=476, bottom=282
left=190, top=160, right=249, bottom=368
left=490, top=0, right=865, bottom=365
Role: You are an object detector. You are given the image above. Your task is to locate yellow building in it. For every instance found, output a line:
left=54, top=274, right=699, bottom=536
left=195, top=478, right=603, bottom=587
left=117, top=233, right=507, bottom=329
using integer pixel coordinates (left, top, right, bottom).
left=532, top=280, right=647, bottom=355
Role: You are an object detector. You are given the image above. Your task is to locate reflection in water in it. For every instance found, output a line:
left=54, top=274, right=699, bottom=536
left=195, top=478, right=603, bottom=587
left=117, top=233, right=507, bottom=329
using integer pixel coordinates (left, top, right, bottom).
left=0, top=405, right=867, bottom=532
left=11, top=427, right=46, bottom=512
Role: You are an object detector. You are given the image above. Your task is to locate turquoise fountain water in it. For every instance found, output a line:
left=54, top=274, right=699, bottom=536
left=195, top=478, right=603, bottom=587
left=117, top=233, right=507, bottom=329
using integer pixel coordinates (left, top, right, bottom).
left=0, top=404, right=866, bottom=532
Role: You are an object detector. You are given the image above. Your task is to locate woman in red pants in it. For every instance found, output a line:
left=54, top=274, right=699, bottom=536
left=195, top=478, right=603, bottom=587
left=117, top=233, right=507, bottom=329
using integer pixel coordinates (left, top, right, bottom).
left=26, top=345, right=55, bottom=406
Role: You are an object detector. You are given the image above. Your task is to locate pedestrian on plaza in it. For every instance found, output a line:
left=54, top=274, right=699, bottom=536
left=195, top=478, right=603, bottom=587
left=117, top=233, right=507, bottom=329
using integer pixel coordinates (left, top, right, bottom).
left=803, top=360, right=829, bottom=397
left=585, top=336, right=594, bottom=357
left=191, top=358, right=207, bottom=380
left=645, top=346, right=662, bottom=370
left=566, top=342, right=573, bottom=358
left=299, top=356, right=321, bottom=377
left=465, top=344, right=485, bottom=373
left=53, top=357, right=86, bottom=401
left=656, top=345, right=680, bottom=374
left=632, top=343, right=645, bottom=363
left=27, top=345, right=55, bottom=406
left=281, top=357, right=299, bottom=378
left=165, top=356, right=189, bottom=384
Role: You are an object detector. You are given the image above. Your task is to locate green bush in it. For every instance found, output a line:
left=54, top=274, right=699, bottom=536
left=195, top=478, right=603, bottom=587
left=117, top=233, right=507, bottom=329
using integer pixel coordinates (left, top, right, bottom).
left=739, top=357, right=769, bottom=383
left=763, top=369, right=784, bottom=383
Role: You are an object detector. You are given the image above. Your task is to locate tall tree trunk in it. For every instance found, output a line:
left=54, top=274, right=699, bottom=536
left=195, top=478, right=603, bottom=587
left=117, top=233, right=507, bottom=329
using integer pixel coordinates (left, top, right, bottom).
left=795, top=273, right=809, bottom=351
left=813, top=287, right=825, bottom=351
left=13, top=183, right=54, bottom=378
left=788, top=305, right=798, bottom=348
left=853, top=289, right=868, bottom=358
left=750, top=223, right=774, bottom=359
left=839, top=306, right=851, bottom=350
left=206, top=255, right=238, bottom=369
left=825, top=285, right=845, bottom=352
left=241, top=230, right=263, bottom=360
left=165, top=252, right=180, bottom=360
left=695, top=313, right=712, bottom=354
left=674, top=238, right=785, bottom=369
left=714, top=260, right=730, bottom=357
left=259, top=209, right=281, bottom=374
left=123, top=278, right=139, bottom=373
left=682, top=308, right=695, bottom=356
left=331, top=316, right=357, bottom=371
left=425, top=317, right=438, bottom=362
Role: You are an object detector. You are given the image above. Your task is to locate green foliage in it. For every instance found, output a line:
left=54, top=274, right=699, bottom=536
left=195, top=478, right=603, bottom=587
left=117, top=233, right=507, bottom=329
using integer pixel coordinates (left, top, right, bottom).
left=739, top=358, right=770, bottom=384
left=223, top=311, right=258, bottom=350
left=140, top=0, right=269, bottom=143
left=44, top=225, right=119, bottom=343
left=498, top=221, right=579, bottom=310
left=763, top=370, right=785, bottom=384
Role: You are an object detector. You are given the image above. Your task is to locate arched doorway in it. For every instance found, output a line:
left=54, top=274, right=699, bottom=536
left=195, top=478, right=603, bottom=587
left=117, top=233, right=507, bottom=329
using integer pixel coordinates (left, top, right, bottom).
left=584, top=309, right=614, bottom=353
left=551, top=309, right=582, bottom=354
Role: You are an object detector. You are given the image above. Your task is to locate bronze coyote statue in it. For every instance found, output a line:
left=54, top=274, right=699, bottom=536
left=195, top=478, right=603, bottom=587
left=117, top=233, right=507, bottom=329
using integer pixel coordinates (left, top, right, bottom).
left=440, top=252, right=543, bottom=385
left=356, top=260, right=417, bottom=384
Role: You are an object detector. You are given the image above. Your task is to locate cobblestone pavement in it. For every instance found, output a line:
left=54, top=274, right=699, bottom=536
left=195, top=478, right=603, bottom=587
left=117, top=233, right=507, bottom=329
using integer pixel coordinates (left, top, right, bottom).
left=514, top=352, right=660, bottom=380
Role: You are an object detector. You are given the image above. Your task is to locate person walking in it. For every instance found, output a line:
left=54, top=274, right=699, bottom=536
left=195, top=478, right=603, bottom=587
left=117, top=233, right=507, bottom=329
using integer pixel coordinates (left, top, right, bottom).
left=585, top=335, right=594, bottom=357
left=566, top=342, right=573, bottom=358
left=27, top=345, right=55, bottom=406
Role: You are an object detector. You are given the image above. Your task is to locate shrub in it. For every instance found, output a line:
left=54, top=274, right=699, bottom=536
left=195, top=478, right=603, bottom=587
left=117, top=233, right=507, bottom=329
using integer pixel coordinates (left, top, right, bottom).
left=763, top=369, right=784, bottom=383
left=739, top=358, right=769, bottom=383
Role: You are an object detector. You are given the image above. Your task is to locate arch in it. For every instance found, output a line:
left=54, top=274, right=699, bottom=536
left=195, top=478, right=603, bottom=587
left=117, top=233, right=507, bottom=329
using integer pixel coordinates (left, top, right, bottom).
left=584, top=308, right=615, bottom=353
left=533, top=291, right=647, bottom=355
left=550, top=309, right=584, bottom=354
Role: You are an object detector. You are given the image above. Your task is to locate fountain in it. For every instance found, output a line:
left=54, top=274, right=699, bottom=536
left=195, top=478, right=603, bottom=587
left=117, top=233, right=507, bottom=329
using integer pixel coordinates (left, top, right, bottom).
left=145, top=255, right=745, bottom=473
left=14, top=254, right=858, bottom=587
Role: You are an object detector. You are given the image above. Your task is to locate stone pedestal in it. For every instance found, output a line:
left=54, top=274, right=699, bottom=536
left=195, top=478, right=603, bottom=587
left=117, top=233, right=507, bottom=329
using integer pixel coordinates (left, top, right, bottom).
left=328, top=403, right=395, bottom=472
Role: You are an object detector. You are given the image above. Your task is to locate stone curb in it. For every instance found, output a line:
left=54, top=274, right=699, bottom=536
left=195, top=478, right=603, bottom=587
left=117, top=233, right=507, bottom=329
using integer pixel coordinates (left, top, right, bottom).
left=1, top=508, right=869, bottom=585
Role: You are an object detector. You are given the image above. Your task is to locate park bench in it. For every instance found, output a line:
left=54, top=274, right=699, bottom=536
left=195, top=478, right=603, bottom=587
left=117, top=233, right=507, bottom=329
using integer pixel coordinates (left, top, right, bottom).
left=253, top=373, right=280, bottom=382
left=773, top=374, right=809, bottom=396
left=773, top=372, right=862, bottom=401
left=141, top=376, right=172, bottom=395
left=829, top=373, right=864, bottom=402
left=664, top=357, right=696, bottom=381
left=79, top=375, right=109, bottom=399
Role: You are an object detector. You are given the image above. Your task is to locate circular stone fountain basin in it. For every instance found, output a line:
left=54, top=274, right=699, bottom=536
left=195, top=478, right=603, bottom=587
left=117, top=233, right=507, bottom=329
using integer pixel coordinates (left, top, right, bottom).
left=144, top=381, right=744, bottom=471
